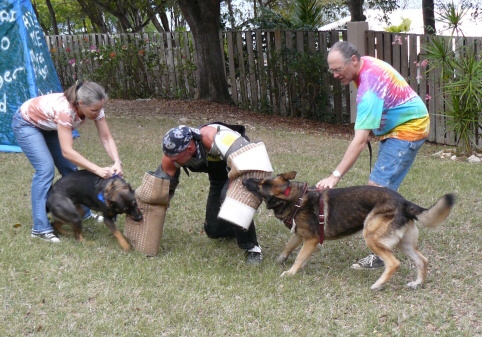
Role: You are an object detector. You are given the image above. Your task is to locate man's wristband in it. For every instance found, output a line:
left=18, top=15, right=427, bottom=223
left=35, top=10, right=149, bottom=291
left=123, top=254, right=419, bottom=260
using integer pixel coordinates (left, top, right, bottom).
left=332, top=170, right=341, bottom=178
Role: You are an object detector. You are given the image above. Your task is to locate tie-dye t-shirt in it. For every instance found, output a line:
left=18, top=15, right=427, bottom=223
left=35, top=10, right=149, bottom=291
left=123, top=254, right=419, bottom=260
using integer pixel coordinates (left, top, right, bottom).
left=355, top=56, right=429, bottom=141
left=20, top=93, right=105, bottom=131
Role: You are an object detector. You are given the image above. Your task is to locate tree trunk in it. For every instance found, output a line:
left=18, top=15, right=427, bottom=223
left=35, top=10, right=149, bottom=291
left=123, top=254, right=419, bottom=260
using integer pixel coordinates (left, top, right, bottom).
left=178, top=0, right=232, bottom=104
left=77, top=0, right=109, bottom=33
left=159, top=12, right=171, bottom=32
left=347, top=0, right=366, bottom=22
left=226, top=0, right=236, bottom=29
left=422, top=0, right=436, bottom=34
left=45, top=0, right=59, bottom=35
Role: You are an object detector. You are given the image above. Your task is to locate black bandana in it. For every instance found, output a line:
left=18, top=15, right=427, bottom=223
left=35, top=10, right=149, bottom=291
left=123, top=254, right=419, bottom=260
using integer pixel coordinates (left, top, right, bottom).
left=162, top=126, right=199, bottom=156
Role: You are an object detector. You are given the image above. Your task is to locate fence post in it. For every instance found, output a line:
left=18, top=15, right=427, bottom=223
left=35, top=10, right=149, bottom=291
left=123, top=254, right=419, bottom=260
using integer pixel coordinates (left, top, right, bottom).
left=347, top=22, right=368, bottom=123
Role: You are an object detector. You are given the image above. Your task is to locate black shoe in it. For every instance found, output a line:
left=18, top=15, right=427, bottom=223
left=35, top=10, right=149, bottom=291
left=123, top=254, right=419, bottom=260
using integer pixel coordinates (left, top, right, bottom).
left=245, top=251, right=262, bottom=265
left=351, top=254, right=384, bottom=269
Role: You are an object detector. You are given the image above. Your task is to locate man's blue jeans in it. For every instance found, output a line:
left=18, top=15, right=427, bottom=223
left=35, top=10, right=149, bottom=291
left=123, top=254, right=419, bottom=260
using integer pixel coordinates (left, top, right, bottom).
left=369, top=138, right=426, bottom=191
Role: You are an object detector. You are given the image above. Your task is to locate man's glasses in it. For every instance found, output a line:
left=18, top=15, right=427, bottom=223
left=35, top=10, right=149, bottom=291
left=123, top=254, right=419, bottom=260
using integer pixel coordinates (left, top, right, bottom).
left=328, top=60, right=351, bottom=74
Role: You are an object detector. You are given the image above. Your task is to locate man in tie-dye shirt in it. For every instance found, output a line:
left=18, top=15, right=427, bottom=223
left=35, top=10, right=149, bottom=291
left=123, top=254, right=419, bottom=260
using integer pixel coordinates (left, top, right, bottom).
left=316, top=41, right=429, bottom=270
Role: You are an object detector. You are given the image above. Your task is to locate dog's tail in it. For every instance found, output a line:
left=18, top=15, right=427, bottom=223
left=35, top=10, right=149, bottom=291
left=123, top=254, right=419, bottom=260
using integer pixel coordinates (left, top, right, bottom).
left=414, top=193, right=456, bottom=228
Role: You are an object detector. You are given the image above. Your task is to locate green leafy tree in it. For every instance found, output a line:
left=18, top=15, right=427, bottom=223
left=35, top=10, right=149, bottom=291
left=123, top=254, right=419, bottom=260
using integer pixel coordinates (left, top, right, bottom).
left=34, top=0, right=177, bottom=35
left=32, top=0, right=88, bottom=35
left=384, top=17, right=411, bottom=32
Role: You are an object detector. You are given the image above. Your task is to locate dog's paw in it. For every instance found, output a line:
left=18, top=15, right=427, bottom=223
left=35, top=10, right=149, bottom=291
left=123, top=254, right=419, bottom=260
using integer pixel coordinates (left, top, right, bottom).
left=406, top=281, right=423, bottom=289
left=370, top=283, right=386, bottom=291
left=276, top=255, right=288, bottom=264
left=280, top=270, right=295, bottom=277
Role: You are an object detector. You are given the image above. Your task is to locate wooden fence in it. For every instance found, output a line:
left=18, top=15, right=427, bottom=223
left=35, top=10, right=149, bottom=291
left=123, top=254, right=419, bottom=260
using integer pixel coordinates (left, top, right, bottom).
left=45, top=30, right=482, bottom=146
left=46, top=30, right=349, bottom=123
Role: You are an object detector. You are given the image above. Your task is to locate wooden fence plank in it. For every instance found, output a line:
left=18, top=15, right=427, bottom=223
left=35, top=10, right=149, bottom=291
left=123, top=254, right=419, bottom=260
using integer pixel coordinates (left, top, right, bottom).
left=236, top=31, right=248, bottom=104
left=375, top=31, right=384, bottom=59
left=383, top=33, right=392, bottom=64
left=265, top=31, right=276, bottom=111
left=255, top=30, right=267, bottom=110
left=173, top=32, right=184, bottom=95
left=330, top=30, right=343, bottom=121
left=274, top=30, right=285, bottom=115
left=392, top=34, right=401, bottom=73
left=400, top=35, right=409, bottom=78
left=294, top=31, right=305, bottom=117
left=408, top=34, right=419, bottom=91
left=245, top=31, right=258, bottom=108
left=366, top=31, right=376, bottom=57
left=319, top=32, right=331, bottom=118
left=165, top=32, right=176, bottom=91
left=226, top=32, right=237, bottom=104
left=157, top=33, right=169, bottom=96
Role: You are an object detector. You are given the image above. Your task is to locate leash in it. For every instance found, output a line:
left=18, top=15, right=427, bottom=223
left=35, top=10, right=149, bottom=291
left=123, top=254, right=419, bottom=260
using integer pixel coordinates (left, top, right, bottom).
left=367, top=140, right=372, bottom=172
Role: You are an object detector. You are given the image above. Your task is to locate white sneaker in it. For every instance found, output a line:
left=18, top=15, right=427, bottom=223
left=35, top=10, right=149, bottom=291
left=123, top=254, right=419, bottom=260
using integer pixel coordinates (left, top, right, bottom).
left=31, top=232, right=60, bottom=243
left=84, top=213, right=104, bottom=223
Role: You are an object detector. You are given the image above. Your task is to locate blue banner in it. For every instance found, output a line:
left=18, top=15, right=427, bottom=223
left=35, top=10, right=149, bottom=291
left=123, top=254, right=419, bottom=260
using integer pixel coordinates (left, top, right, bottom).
left=0, top=0, right=64, bottom=152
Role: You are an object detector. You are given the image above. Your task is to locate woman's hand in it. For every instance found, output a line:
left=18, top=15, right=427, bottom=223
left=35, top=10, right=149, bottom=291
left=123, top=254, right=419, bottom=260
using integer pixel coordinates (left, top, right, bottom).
left=111, top=161, right=124, bottom=177
left=95, top=166, right=117, bottom=179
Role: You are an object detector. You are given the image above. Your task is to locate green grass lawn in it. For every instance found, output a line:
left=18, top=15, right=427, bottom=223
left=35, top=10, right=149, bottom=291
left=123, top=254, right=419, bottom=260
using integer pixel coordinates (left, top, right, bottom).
left=1, top=99, right=481, bottom=336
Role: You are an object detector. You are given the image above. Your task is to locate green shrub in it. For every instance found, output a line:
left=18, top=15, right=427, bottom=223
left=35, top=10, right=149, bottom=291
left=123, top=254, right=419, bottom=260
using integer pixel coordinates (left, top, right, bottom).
left=50, top=37, right=196, bottom=99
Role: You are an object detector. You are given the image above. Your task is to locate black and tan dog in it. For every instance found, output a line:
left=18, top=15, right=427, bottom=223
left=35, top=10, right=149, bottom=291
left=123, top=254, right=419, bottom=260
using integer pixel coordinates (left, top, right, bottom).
left=47, top=170, right=143, bottom=250
left=243, top=171, right=455, bottom=290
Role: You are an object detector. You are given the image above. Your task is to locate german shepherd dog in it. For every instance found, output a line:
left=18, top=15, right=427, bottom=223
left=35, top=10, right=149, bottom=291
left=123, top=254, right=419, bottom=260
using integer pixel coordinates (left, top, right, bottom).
left=47, top=170, right=143, bottom=250
left=243, top=171, right=455, bottom=290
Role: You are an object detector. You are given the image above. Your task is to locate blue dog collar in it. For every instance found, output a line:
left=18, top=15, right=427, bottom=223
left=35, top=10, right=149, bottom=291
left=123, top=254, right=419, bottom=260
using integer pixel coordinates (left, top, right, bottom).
left=97, top=192, right=105, bottom=204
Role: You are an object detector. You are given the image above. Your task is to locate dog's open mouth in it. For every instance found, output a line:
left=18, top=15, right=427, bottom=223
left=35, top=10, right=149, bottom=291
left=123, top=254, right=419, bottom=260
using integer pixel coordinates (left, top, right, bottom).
left=242, top=178, right=261, bottom=196
left=130, top=213, right=143, bottom=222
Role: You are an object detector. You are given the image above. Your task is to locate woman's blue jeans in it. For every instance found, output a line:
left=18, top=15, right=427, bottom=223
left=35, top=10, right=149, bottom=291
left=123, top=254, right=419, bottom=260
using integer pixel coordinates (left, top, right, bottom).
left=11, top=111, right=89, bottom=234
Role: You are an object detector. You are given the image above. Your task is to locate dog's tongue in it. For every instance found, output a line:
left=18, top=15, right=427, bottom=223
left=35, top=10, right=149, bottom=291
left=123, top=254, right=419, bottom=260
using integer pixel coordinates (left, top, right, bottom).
left=283, top=187, right=291, bottom=196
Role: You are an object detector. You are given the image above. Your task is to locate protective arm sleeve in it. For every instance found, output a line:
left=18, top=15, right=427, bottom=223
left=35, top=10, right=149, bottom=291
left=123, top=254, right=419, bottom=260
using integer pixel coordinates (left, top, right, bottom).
left=153, top=165, right=180, bottom=201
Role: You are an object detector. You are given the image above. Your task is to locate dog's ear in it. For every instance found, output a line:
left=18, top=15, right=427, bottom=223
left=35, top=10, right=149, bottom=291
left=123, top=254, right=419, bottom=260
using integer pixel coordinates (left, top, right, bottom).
left=280, top=171, right=297, bottom=180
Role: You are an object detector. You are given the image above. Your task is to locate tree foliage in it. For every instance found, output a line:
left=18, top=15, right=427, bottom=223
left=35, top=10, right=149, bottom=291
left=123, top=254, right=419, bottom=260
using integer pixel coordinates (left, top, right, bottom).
left=240, top=0, right=336, bottom=30
left=384, top=17, right=411, bottom=32
left=33, top=0, right=181, bottom=35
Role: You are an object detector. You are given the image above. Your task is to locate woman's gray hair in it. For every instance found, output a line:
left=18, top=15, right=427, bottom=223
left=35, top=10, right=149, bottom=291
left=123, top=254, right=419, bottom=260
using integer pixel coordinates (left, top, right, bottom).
left=329, top=41, right=361, bottom=61
left=64, top=81, right=108, bottom=106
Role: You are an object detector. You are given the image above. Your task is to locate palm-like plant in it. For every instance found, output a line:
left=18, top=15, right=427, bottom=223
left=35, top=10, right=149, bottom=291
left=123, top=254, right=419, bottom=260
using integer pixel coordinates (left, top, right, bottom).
left=242, top=0, right=326, bottom=30
left=424, top=2, right=482, bottom=155
left=291, top=0, right=325, bottom=29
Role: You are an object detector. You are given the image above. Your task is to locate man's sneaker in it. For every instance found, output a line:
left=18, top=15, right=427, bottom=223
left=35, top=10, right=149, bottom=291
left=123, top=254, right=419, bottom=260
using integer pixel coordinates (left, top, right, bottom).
left=351, top=253, right=384, bottom=269
left=245, top=251, right=262, bottom=265
left=31, top=232, right=60, bottom=243
left=83, top=212, right=104, bottom=223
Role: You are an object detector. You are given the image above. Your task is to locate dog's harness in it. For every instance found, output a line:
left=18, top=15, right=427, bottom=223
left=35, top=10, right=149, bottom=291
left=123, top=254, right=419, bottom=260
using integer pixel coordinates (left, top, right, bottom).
left=282, top=183, right=325, bottom=244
